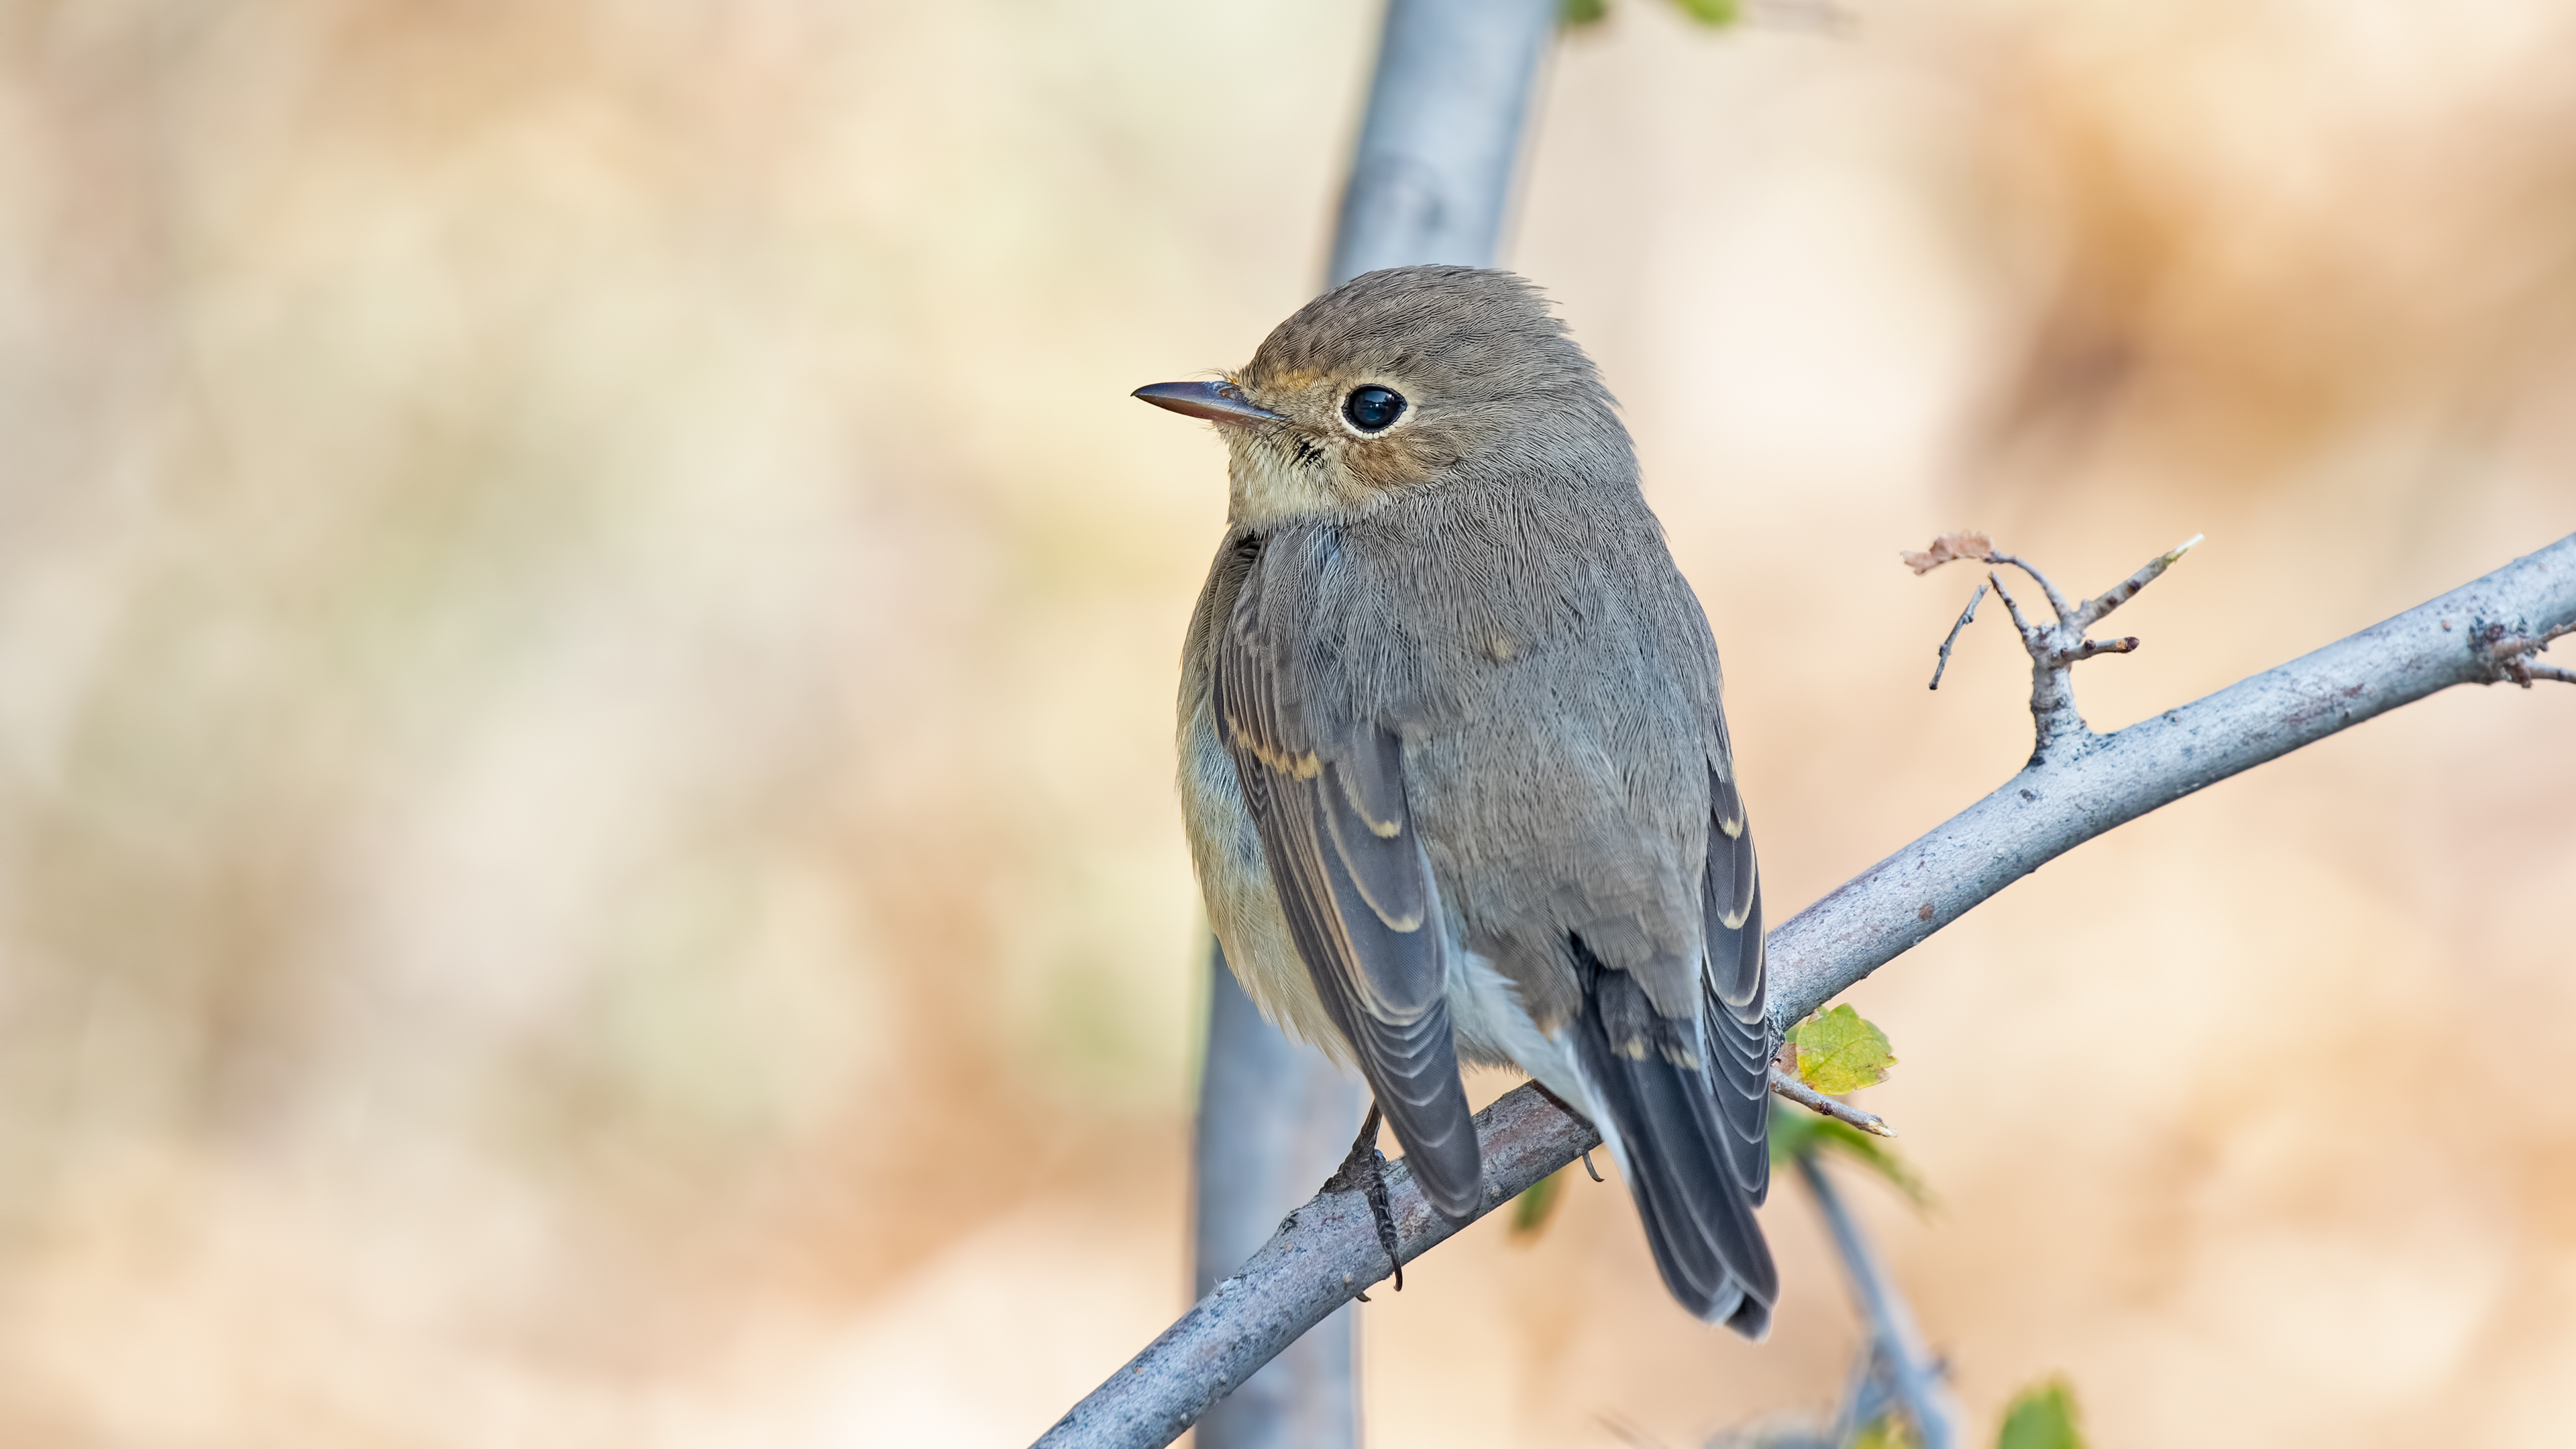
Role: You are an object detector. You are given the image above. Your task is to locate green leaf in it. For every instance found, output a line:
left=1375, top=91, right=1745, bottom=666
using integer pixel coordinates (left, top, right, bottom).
left=1562, top=0, right=1610, bottom=25
left=1668, top=0, right=1739, bottom=24
left=1510, top=1164, right=1568, bottom=1238
left=1769, top=1101, right=1933, bottom=1206
left=1788, top=1004, right=1896, bottom=1094
left=1996, top=1379, right=2086, bottom=1449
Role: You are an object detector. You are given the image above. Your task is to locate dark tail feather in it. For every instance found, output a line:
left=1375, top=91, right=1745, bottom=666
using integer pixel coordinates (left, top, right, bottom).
left=1571, top=938, right=1778, bottom=1337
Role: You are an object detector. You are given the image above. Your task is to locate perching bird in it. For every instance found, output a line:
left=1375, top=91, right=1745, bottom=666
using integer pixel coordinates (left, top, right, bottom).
left=1138, top=265, right=1774, bottom=1335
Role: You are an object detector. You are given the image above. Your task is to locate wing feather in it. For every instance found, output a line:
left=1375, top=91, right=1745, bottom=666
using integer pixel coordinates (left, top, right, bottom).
left=1214, top=532, right=1483, bottom=1220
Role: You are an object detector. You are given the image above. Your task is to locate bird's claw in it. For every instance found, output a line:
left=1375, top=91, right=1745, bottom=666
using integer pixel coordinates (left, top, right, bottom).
left=1322, top=1103, right=1404, bottom=1293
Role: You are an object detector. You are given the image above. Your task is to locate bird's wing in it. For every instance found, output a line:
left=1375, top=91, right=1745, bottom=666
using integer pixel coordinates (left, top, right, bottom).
left=1213, top=529, right=1483, bottom=1220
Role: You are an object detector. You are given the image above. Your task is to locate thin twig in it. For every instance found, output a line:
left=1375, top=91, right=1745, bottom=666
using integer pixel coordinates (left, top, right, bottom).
left=2076, top=533, right=2204, bottom=630
left=1768, top=1067, right=1896, bottom=1137
left=2491, top=619, right=2576, bottom=658
left=1796, top=1155, right=1960, bottom=1449
left=2066, top=636, right=2140, bottom=663
left=1927, top=582, right=1988, bottom=691
left=1986, top=570, right=2037, bottom=643
left=1037, top=534, right=2576, bottom=1449
left=2482, top=619, right=2576, bottom=688
left=1983, top=551, right=2077, bottom=627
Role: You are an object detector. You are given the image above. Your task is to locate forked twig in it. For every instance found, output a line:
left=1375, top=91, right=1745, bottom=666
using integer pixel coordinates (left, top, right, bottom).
left=1908, top=533, right=2204, bottom=763
left=2479, top=619, right=2576, bottom=688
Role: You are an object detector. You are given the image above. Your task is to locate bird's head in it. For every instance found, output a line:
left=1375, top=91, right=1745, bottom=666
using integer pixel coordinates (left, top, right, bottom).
left=1133, top=266, right=1622, bottom=528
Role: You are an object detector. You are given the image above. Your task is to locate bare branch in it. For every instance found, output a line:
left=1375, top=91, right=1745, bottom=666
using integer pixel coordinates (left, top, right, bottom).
left=1986, top=570, right=2037, bottom=642
left=1037, top=534, right=2576, bottom=1449
left=1328, top=0, right=1560, bottom=285
left=1981, top=568, right=2088, bottom=758
left=2076, top=533, right=2204, bottom=630
left=1769, top=1067, right=1896, bottom=1138
left=1927, top=582, right=1988, bottom=691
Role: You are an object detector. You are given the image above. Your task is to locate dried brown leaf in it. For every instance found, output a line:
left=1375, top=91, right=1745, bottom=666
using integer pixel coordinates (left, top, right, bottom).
left=1900, top=531, right=1996, bottom=575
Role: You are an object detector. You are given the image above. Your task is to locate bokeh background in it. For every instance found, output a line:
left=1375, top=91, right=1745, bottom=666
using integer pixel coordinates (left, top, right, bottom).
left=2, top=1, right=2573, bottom=1444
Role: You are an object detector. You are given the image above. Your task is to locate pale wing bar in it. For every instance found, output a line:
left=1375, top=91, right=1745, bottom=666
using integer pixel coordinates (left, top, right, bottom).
left=1214, top=532, right=1484, bottom=1220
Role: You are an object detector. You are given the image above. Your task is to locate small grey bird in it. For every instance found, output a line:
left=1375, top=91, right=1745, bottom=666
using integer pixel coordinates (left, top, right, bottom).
left=1138, top=265, right=1774, bottom=1334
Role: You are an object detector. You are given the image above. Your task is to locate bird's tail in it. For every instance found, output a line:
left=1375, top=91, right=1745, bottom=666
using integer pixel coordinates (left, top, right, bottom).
left=1568, top=938, right=1779, bottom=1338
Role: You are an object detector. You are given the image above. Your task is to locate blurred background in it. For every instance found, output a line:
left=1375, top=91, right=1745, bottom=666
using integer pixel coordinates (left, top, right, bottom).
left=2, top=1, right=2573, bottom=1444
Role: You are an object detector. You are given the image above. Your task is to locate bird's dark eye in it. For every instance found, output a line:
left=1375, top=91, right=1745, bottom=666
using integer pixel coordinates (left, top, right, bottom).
left=1342, top=385, right=1406, bottom=433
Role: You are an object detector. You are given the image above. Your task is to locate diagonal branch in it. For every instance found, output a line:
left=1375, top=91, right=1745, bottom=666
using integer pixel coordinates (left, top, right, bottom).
left=1034, top=533, right=2576, bottom=1449
left=2076, top=533, right=2203, bottom=631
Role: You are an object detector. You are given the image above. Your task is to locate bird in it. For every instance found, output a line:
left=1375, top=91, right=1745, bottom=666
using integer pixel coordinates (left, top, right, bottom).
left=1136, top=264, right=1775, bottom=1336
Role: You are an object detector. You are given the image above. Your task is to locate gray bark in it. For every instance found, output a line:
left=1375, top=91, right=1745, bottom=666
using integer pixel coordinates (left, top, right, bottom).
left=1189, top=3, right=1560, bottom=1446
left=1055, top=534, right=2576, bottom=1449
left=1328, top=0, right=1564, bottom=286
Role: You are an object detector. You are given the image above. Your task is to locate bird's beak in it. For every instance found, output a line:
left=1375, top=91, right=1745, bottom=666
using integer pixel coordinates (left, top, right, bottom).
left=1131, top=379, right=1285, bottom=427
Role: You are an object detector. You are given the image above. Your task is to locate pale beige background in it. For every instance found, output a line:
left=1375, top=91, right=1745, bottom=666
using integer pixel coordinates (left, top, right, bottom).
left=1, top=2, right=2572, bottom=1446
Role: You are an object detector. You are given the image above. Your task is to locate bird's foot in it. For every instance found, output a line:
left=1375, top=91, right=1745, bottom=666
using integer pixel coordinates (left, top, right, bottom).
left=1320, top=1103, right=1403, bottom=1297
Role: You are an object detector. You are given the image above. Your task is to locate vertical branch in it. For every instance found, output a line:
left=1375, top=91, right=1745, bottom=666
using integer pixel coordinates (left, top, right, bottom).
left=1191, top=3, right=1562, bottom=1447
left=1326, top=0, right=1562, bottom=287
left=1191, top=958, right=1362, bottom=1449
